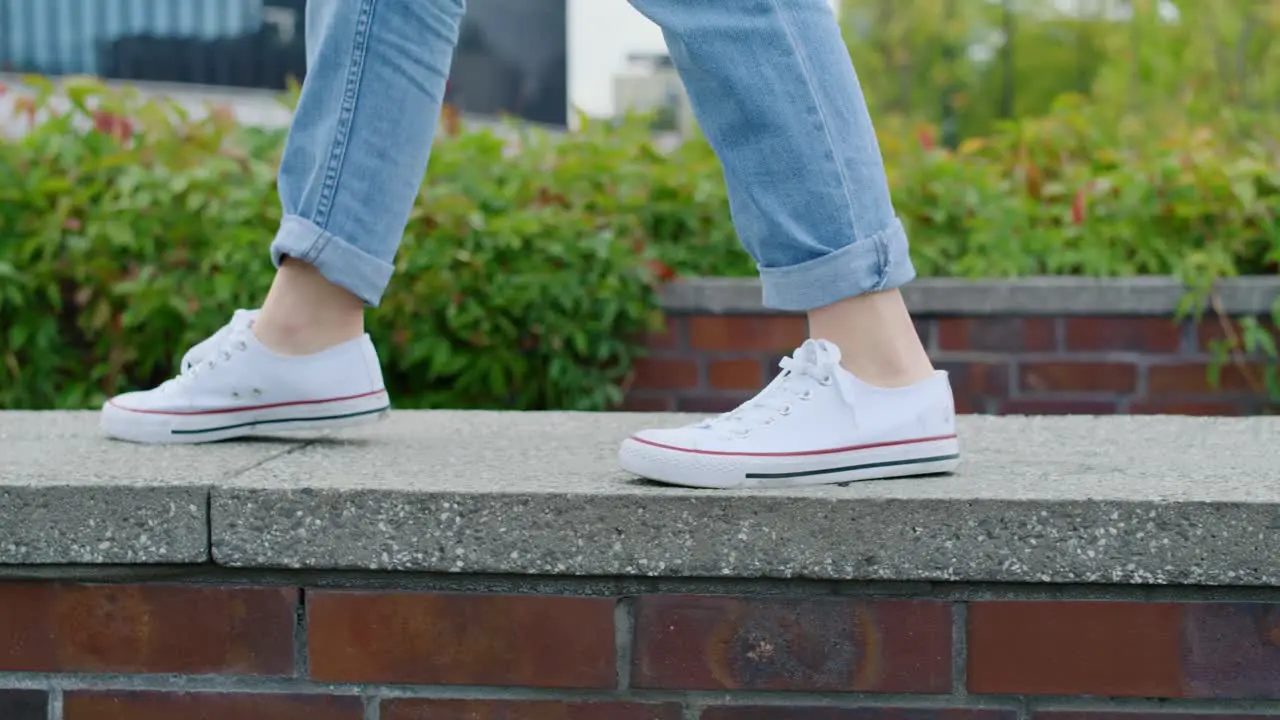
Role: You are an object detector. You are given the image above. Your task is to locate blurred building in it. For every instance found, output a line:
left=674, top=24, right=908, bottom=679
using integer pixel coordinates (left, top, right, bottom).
left=610, top=0, right=838, bottom=137
left=0, top=0, right=568, bottom=127
left=611, top=52, right=694, bottom=136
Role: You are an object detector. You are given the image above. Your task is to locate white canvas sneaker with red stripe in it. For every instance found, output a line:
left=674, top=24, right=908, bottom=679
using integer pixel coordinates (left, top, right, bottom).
left=618, top=339, right=959, bottom=489
left=100, top=311, right=390, bottom=444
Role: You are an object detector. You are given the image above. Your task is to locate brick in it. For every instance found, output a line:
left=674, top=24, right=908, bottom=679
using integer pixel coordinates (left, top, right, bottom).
left=307, top=591, right=616, bottom=687
left=64, top=692, right=362, bottom=720
left=937, top=361, right=1009, bottom=414
left=677, top=393, right=748, bottom=414
left=1148, top=363, right=1266, bottom=395
left=998, top=399, right=1119, bottom=415
left=631, top=357, right=699, bottom=391
left=1182, top=603, right=1280, bottom=698
left=968, top=601, right=1182, bottom=697
left=1128, top=400, right=1243, bottom=416
left=936, top=317, right=1056, bottom=352
left=643, top=317, right=684, bottom=351
left=704, top=709, right=1016, bottom=720
left=633, top=596, right=951, bottom=693
left=1064, top=317, right=1182, bottom=353
left=385, top=700, right=683, bottom=720
left=936, top=361, right=1009, bottom=397
left=0, top=690, right=47, bottom=720
left=1019, top=362, right=1137, bottom=393
left=1196, top=316, right=1278, bottom=351
left=0, top=583, right=295, bottom=675
left=687, top=315, right=807, bottom=353
left=618, top=392, right=676, bottom=412
left=707, top=358, right=764, bottom=390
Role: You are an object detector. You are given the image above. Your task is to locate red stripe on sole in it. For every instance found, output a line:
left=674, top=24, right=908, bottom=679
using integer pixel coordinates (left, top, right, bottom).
left=109, top=389, right=388, bottom=417
left=628, top=433, right=957, bottom=458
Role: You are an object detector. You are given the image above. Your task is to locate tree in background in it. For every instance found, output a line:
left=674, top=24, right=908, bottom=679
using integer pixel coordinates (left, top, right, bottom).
left=840, top=0, right=1280, bottom=142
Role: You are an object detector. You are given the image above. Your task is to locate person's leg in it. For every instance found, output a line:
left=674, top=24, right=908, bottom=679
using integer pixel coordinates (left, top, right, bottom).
left=618, top=0, right=959, bottom=488
left=257, top=0, right=464, bottom=354
left=100, top=0, right=464, bottom=444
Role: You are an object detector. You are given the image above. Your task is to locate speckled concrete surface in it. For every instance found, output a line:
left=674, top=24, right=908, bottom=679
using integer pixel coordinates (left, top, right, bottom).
left=214, top=412, right=1280, bottom=585
left=3, top=411, right=1278, bottom=584
left=0, top=412, right=295, bottom=564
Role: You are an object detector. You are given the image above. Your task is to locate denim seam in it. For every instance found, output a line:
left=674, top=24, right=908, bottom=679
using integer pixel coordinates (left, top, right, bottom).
left=872, top=226, right=889, bottom=291
left=766, top=0, right=859, bottom=248
left=298, top=223, right=330, bottom=264
left=312, top=0, right=377, bottom=229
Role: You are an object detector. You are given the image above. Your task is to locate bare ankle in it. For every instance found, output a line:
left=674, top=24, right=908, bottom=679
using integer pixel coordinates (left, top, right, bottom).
left=254, top=258, right=365, bottom=355
left=807, top=289, right=934, bottom=388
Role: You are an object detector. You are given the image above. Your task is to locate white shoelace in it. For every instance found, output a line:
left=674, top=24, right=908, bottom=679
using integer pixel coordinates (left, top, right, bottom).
left=177, top=330, right=249, bottom=381
left=160, top=314, right=256, bottom=393
left=179, top=309, right=258, bottom=374
left=701, top=339, right=842, bottom=438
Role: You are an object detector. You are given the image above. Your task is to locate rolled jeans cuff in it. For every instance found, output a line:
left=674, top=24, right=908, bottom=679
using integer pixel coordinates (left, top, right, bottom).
left=757, top=218, right=916, bottom=312
left=269, top=215, right=395, bottom=307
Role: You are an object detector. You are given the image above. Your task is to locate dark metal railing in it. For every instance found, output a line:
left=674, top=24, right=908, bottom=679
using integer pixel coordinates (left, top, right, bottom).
left=1, top=0, right=570, bottom=126
left=1, top=0, right=307, bottom=89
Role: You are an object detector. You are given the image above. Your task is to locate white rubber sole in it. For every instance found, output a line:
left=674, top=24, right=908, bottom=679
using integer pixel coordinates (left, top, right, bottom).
left=618, top=434, right=960, bottom=489
left=100, top=390, right=392, bottom=444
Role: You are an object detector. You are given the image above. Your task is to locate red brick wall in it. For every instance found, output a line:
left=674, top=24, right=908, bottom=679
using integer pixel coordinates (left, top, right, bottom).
left=1, top=581, right=1278, bottom=718
left=623, top=313, right=1274, bottom=415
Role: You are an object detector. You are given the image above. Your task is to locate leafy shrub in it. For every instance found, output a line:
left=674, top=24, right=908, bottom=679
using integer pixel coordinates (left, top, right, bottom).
left=1, top=77, right=1277, bottom=410
left=0, top=77, right=665, bottom=410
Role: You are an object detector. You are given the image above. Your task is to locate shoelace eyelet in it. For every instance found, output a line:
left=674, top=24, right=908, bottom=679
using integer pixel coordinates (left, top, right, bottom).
left=799, top=390, right=813, bottom=401
left=820, top=375, right=834, bottom=386
left=779, top=404, right=793, bottom=415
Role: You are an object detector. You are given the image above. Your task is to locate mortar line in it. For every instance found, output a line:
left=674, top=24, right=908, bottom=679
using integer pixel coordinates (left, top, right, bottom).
left=951, top=602, right=968, bottom=697
left=47, top=687, right=63, bottom=720
left=294, top=588, right=310, bottom=679
left=4, top=569, right=1280, bottom=603
left=364, top=694, right=380, bottom=720
left=16, top=673, right=1280, bottom=713
left=1051, top=316, right=1065, bottom=353
left=615, top=597, right=635, bottom=691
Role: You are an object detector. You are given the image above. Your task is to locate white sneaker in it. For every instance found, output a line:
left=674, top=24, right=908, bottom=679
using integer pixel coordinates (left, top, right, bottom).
left=618, top=339, right=959, bottom=489
left=101, top=312, right=391, bottom=444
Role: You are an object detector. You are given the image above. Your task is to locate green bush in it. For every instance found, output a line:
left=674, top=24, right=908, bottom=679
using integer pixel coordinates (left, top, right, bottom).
left=1, top=77, right=1277, bottom=410
left=0, top=77, right=666, bottom=410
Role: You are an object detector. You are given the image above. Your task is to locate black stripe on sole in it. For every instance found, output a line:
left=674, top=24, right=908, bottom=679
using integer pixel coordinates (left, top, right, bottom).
left=170, top=405, right=391, bottom=436
left=744, top=453, right=961, bottom=480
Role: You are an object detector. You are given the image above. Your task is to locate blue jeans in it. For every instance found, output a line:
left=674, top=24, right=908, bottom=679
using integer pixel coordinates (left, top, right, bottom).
left=269, top=0, right=915, bottom=312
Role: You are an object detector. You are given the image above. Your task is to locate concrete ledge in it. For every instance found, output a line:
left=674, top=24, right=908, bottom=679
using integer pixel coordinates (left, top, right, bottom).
left=661, top=276, right=1280, bottom=316
left=0, top=412, right=283, bottom=564
left=3, top=411, right=1278, bottom=585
